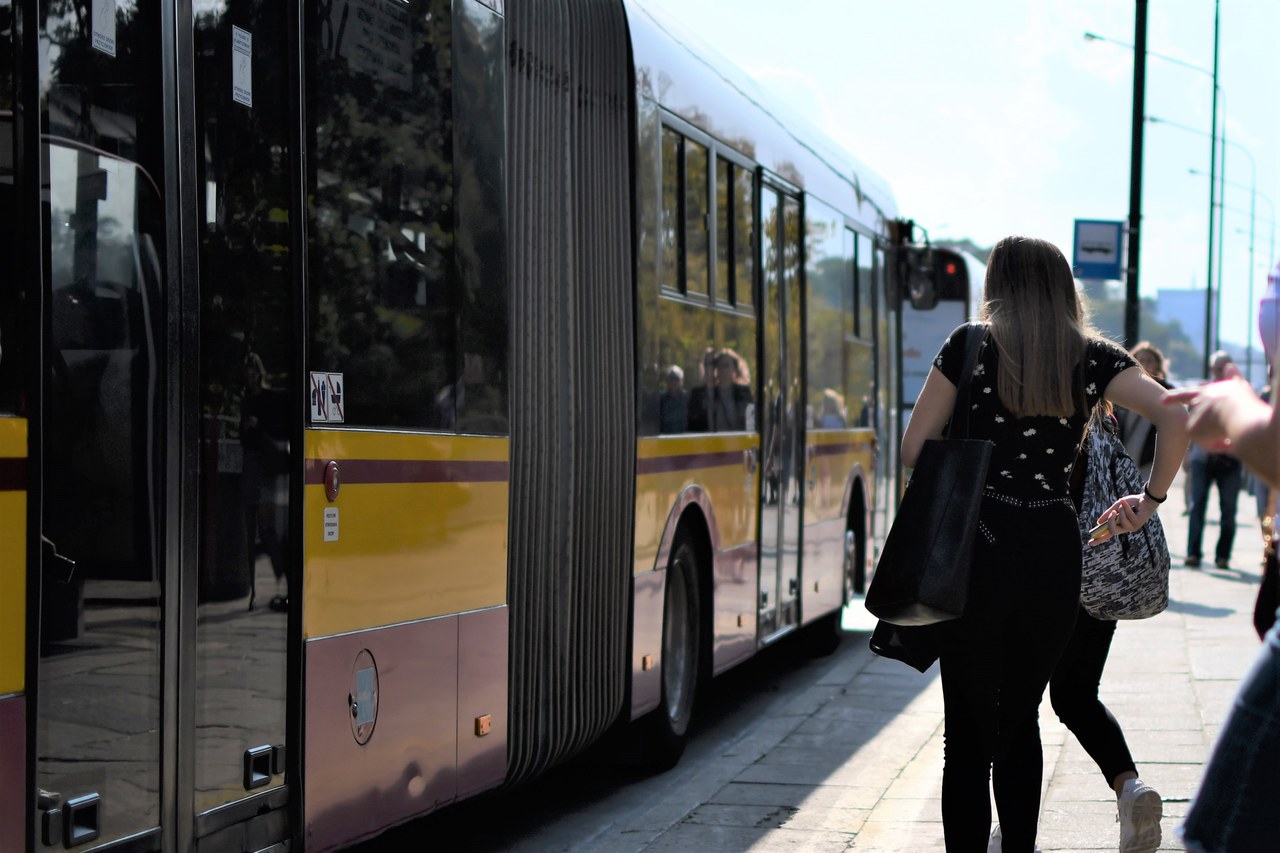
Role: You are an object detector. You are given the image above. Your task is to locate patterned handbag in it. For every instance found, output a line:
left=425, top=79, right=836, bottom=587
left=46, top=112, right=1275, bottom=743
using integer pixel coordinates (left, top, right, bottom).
left=1077, top=415, right=1170, bottom=620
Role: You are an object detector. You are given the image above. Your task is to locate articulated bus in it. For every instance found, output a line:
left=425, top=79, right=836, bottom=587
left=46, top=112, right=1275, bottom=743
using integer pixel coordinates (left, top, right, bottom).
left=0, top=1, right=960, bottom=850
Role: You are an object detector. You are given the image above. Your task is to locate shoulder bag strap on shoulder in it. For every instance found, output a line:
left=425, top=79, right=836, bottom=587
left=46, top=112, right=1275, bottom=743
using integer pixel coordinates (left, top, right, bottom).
left=948, top=323, right=987, bottom=440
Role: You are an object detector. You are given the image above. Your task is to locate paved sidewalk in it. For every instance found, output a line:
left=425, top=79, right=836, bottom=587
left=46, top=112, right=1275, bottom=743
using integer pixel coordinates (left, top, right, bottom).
left=627, top=497, right=1268, bottom=852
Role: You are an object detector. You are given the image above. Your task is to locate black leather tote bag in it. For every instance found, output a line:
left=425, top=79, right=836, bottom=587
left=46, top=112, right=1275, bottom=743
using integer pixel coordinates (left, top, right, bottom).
left=865, top=324, right=992, bottom=627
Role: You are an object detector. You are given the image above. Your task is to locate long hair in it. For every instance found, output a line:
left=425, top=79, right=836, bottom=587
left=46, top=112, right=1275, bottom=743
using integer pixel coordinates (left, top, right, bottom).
left=979, top=236, right=1091, bottom=418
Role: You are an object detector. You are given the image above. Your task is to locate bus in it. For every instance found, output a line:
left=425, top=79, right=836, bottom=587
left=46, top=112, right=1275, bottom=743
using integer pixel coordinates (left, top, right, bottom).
left=0, top=1, right=958, bottom=850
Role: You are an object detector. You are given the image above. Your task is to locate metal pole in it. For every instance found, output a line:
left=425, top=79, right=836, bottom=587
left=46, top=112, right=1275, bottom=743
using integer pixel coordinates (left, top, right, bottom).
left=1124, top=0, right=1147, bottom=350
left=1246, top=179, right=1257, bottom=382
left=1215, top=123, right=1227, bottom=353
left=1203, top=0, right=1220, bottom=377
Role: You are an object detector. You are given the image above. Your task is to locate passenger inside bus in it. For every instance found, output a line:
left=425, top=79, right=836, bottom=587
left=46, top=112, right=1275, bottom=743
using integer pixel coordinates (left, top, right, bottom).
left=658, top=364, right=688, bottom=434
left=688, top=347, right=753, bottom=432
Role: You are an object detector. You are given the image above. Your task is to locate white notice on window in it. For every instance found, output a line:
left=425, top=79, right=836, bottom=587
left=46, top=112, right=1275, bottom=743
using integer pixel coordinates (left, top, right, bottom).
left=232, top=26, right=253, bottom=107
left=323, top=507, right=339, bottom=542
left=92, top=0, right=116, bottom=57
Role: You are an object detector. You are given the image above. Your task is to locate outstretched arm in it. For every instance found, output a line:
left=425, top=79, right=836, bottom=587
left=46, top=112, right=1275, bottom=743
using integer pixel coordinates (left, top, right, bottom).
left=1095, top=366, right=1190, bottom=538
left=1165, top=365, right=1280, bottom=490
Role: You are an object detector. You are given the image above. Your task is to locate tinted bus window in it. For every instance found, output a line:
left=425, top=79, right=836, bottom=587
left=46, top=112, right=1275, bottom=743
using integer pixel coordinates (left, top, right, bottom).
left=733, top=165, right=754, bottom=308
left=307, top=0, right=456, bottom=430
left=716, top=157, right=730, bottom=305
left=0, top=0, right=21, bottom=413
left=661, top=127, right=681, bottom=292
left=805, top=199, right=847, bottom=427
left=684, top=138, right=709, bottom=297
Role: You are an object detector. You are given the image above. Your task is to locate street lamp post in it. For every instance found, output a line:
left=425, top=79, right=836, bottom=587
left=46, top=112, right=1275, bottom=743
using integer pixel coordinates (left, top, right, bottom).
left=1206, top=0, right=1221, bottom=376
left=1085, top=9, right=1220, bottom=371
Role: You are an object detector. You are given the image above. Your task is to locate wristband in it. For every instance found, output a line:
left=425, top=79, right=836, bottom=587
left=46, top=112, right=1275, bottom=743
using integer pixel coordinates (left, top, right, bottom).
left=1143, top=485, right=1168, bottom=504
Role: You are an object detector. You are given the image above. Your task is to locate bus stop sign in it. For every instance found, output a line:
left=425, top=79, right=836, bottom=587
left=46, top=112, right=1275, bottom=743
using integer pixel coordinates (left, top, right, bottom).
left=1073, top=219, right=1125, bottom=281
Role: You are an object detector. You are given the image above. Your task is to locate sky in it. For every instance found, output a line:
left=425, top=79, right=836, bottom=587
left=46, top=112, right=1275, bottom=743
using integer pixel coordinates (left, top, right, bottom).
left=639, top=0, right=1279, bottom=356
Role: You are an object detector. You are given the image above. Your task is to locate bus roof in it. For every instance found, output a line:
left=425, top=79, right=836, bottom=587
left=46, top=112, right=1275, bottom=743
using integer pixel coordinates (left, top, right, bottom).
left=624, top=0, right=898, bottom=232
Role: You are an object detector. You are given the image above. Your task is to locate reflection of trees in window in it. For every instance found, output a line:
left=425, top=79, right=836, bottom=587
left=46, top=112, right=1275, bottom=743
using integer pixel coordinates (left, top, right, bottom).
left=734, top=166, right=754, bottom=307
left=684, top=139, right=708, bottom=296
left=195, top=3, right=294, bottom=426
left=805, top=205, right=845, bottom=423
left=660, top=127, right=680, bottom=292
left=307, top=0, right=455, bottom=430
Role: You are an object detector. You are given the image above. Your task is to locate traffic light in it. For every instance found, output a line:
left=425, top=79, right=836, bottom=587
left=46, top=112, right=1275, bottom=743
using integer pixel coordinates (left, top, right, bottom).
left=901, top=246, right=969, bottom=310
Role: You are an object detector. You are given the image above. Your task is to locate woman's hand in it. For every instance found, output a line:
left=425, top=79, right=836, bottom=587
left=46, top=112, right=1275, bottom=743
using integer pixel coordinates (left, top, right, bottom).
left=1164, top=372, right=1269, bottom=454
left=1090, top=493, right=1158, bottom=545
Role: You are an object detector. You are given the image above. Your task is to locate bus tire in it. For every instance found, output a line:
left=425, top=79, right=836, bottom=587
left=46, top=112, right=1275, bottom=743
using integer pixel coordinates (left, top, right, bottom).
left=644, top=537, right=701, bottom=770
left=804, top=609, right=844, bottom=657
left=847, top=520, right=867, bottom=595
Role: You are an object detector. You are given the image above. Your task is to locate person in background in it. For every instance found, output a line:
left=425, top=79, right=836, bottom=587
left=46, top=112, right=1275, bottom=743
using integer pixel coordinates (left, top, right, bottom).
left=1165, top=276, right=1280, bottom=850
left=658, top=364, right=688, bottom=434
left=1043, top=406, right=1163, bottom=853
left=903, top=236, right=1187, bottom=853
left=1117, top=342, right=1174, bottom=482
left=688, top=348, right=753, bottom=432
left=818, top=388, right=847, bottom=428
left=1184, top=351, right=1244, bottom=569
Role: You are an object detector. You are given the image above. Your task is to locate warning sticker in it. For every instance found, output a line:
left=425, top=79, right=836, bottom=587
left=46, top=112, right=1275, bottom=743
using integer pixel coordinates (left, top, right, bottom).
left=232, top=26, right=253, bottom=107
left=310, top=372, right=346, bottom=423
left=92, top=0, right=117, bottom=57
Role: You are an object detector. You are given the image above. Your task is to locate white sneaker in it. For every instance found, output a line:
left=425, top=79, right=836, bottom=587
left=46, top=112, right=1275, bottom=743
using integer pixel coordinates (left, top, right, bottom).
left=987, top=824, right=1042, bottom=853
left=1118, top=779, right=1162, bottom=853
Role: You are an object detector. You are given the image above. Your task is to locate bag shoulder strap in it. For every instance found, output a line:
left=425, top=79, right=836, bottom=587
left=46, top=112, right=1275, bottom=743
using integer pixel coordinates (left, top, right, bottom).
left=947, top=323, right=987, bottom=440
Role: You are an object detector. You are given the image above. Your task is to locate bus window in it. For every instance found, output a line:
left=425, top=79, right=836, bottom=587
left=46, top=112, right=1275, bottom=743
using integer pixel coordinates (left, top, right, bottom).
left=660, top=127, right=682, bottom=293
left=716, top=157, right=730, bottom=306
left=307, top=0, right=457, bottom=431
left=733, top=164, right=754, bottom=308
left=684, top=138, right=709, bottom=297
left=0, top=28, right=19, bottom=413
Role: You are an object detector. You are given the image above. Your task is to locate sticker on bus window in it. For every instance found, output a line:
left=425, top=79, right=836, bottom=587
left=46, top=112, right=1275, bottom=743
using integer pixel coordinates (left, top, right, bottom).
left=92, top=0, right=116, bottom=57
left=232, top=27, right=253, bottom=108
left=310, top=372, right=345, bottom=423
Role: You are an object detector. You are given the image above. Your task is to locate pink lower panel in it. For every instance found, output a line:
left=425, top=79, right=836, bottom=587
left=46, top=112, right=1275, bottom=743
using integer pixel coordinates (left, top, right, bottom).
left=712, top=541, right=758, bottom=675
left=629, top=569, right=665, bottom=720
left=801, top=517, right=845, bottom=625
left=0, top=695, right=24, bottom=853
left=456, top=607, right=508, bottom=799
left=304, top=617, right=459, bottom=852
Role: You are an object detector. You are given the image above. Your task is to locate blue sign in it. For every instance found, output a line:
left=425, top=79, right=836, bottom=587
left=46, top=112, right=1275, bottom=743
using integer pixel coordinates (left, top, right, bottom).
left=1073, top=219, right=1125, bottom=281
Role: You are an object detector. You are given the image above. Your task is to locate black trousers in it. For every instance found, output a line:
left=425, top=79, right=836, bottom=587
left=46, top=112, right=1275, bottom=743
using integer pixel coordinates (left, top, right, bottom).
left=1049, top=606, right=1136, bottom=788
left=940, top=498, right=1082, bottom=853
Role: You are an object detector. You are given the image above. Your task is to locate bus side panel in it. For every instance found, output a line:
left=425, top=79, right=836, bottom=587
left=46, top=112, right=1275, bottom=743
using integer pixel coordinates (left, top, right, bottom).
left=800, top=431, right=873, bottom=623
left=0, top=696, right=22, bottom=852
left=301, top=430, right=510, bottom=848
left=630, top=570, right=664, bottom=719
left=303, top=619, right=459, bottom=853
left=0, top=419, right=26, bottom=696
left=302, top=432, right=509, bottom=637
left=457, top=606, right=508, bottom=799
left=632, top=435, right=758, bottom=714
left=0, top=418, right=25, bottom=853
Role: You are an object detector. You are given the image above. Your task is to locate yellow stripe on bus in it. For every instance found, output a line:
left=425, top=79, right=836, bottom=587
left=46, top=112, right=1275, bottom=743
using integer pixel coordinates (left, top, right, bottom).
left=303, top=431, right=509, bottom=638
left=0, top=417, right=27, bottom=695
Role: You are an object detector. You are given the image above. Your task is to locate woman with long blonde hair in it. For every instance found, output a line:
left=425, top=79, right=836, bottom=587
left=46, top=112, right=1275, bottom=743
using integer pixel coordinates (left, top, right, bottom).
left=902, top=236, right=1188, bottom=852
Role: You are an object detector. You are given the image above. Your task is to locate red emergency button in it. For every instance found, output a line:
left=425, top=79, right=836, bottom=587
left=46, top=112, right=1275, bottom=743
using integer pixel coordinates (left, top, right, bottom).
left=324, top=460, right=340, bottom=502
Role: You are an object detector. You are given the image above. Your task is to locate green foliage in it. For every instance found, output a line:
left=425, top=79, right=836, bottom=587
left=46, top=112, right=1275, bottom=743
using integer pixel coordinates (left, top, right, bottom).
left=1083, top=293, right=1202, bottom=381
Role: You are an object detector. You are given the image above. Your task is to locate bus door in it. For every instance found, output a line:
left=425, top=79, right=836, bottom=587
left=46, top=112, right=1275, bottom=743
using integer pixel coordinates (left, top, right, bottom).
left=32, top=4, right=295, bottom=850
left=758, top=183, right=803, bottom=640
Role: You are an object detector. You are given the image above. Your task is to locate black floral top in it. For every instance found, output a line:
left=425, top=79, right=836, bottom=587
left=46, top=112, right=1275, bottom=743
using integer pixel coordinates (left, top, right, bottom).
left=933, top=324, right=1137, bottom=499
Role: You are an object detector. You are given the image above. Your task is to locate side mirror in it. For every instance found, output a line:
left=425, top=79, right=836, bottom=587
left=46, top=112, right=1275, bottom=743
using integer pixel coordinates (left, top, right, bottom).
left=900, top=246, right=970, bottom=311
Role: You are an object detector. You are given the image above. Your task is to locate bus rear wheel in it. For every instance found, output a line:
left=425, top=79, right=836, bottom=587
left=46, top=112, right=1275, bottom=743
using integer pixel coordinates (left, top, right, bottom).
left=645, top=538, right=701, bottom=770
